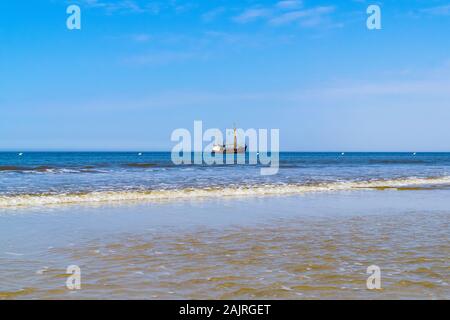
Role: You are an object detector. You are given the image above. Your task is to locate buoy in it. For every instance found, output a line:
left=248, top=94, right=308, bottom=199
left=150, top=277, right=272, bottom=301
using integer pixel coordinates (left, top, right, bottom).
left=18, top=153, right=23, bottom=156
left=341, top=152, right=345, bottom=156
left=413, top=152, right=416, bottom=156
left=138, top=153, right=142, bottom=156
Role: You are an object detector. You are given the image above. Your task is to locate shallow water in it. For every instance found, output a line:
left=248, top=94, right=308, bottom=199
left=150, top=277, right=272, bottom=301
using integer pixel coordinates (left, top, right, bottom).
left=0, top=190, right=449, bottom=299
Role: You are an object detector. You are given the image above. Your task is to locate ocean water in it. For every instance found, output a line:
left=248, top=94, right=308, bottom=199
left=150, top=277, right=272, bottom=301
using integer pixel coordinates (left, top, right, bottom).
left=1, top=152, right=450, bottom=208
left=0, top=152, right=449, bottom=299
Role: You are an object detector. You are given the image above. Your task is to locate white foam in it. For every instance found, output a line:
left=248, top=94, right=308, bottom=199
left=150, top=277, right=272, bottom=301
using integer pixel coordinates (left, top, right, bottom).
left=0, top=176, right=449, bottom=209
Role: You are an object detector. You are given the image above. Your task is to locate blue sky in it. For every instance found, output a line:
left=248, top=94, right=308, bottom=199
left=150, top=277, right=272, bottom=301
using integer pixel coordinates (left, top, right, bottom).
left=1, top=0, right=450, bottom=151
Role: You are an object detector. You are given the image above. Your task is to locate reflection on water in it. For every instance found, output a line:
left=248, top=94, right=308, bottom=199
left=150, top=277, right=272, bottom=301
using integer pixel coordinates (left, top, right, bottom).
left=1, top=211, right=448, bottom=299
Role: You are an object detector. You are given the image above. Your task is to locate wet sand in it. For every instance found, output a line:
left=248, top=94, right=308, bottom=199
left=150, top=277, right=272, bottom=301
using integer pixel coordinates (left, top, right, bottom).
left=0, top=190, right=449, bottom=299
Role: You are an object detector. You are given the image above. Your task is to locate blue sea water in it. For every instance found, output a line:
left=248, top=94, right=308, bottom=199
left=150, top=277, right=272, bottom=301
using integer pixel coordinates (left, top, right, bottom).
left=1, top=152, right=450, bottom=207
left=0, top=153, right=449, bottom=299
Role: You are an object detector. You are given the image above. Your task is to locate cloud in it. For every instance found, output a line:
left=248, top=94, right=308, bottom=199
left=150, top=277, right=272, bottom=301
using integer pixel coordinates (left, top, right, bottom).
left=130, top=33, right=152, bottom=42
left=276, top=0, right=303, bottom=10
left=269, top=6, right=335, bottom=26
left=82, top=0, right=147, bottom=14
left=314, top=81, right=450, bottom=98
left=202, top=7, right=226, bottom=22
left=269, top=10, right=306, bottom=25
left=301, top=62, right=450, bottom=99
left=69, top=75, right=450, bottom=114
left=172, top=2, right=198, bottom=14
left=232, top=3, right=336, bottom=28
left=419, top=4, right=450, bottom=16
left=82, top=1, right=338, bottom=29
left=106, top=33, right=152, bottom=43
left=122, top=50, right=207, bottom=66
left=79, top=0, right=192, bottom=15
left=232, top=8, right=271, bottom=23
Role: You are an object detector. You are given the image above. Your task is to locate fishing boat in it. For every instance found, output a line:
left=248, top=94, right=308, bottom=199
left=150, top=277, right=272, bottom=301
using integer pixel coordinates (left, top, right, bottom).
left=212, top=126, right=247, bottom=154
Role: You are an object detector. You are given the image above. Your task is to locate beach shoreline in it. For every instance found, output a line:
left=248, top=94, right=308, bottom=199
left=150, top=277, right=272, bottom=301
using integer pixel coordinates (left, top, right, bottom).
left=1, top=189, right=449, bottom=299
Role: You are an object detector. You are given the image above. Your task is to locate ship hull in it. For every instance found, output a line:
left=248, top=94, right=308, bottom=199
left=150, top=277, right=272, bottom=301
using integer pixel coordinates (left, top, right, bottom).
left=211, top=146, right=247, bottom=154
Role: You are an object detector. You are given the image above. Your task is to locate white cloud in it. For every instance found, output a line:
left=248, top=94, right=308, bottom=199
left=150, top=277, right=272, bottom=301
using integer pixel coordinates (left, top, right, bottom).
left=419, top=4, right=450, bottom=16
left=269, top=6, right=335, bottom=26
left=83, top=0, right=146, bottom=13
left=232, top=8, right=271, bottom=23
left=122, top=50, right=207, bottom=66
left=202, top=7, right=226, bottom=22
left=232, top=3, right=336, bottom=28
left=314, top=81, right=450, bottom=98
left=300, top=61, right=450, bottom=99
left=80, top=0, right=191, bottom=15
left=276, top=1, right=303, bottom=10
left=130, top=33, right=152, bottom=42
left=269, top=10, right=306, bottom=25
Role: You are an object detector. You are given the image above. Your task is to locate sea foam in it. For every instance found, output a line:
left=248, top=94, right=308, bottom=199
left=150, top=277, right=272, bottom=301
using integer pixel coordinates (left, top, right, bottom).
left=0, top=176, right=449, bottom=208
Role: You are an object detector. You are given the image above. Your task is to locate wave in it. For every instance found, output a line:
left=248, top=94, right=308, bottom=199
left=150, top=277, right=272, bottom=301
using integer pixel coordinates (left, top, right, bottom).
left=0, top=165, right=109, bottom=174
left=0, top=163, right=166, bottom=173
left=123, top=163, right=158, bottom=168
left=0, top=165, right=56, bottom=172
left=368, top=160, right=427, bottom=164
left=0, top=157, right=440, bottom=173
left=1, top=176, right=449, bottom=209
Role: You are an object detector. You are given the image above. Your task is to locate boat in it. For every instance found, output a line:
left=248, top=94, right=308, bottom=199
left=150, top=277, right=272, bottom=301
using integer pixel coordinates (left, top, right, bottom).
left=212, top=126, right=247, bottom=154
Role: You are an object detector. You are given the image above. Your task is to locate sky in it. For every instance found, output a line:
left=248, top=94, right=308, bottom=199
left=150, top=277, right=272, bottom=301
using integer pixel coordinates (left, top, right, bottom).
left=0, top=0, right=450, bottom=151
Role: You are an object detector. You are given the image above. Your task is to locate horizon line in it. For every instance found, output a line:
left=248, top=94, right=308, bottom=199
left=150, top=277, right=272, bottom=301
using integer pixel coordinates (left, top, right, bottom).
left=0, top=150, right=449, bottom=153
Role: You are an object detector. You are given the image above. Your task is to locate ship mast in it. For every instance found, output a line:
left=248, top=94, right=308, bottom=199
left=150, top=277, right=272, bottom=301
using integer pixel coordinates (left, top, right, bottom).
left=233, top=124, right=237, bottom=151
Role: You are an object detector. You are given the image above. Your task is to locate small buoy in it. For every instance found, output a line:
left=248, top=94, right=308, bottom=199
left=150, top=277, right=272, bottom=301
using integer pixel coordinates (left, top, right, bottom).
left=18, top=153, right=23, bottom=156
left=413, top=152, right=416, bottom=156
left=341, top=152, right=345, bottom=156
left=138, top=153, right=142, bottom=156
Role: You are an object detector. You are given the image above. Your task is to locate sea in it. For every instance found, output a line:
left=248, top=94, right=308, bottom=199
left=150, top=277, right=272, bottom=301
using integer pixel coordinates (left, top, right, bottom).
left=1, top=152, right=450, bottom=208
left=0, top=152, right=449, bottom=299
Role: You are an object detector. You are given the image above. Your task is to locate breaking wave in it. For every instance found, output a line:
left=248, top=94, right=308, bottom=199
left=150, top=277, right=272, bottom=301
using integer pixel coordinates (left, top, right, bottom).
left=0, top=165, right=109, bottom=174
left=1, top=176, right=449, bottom=209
